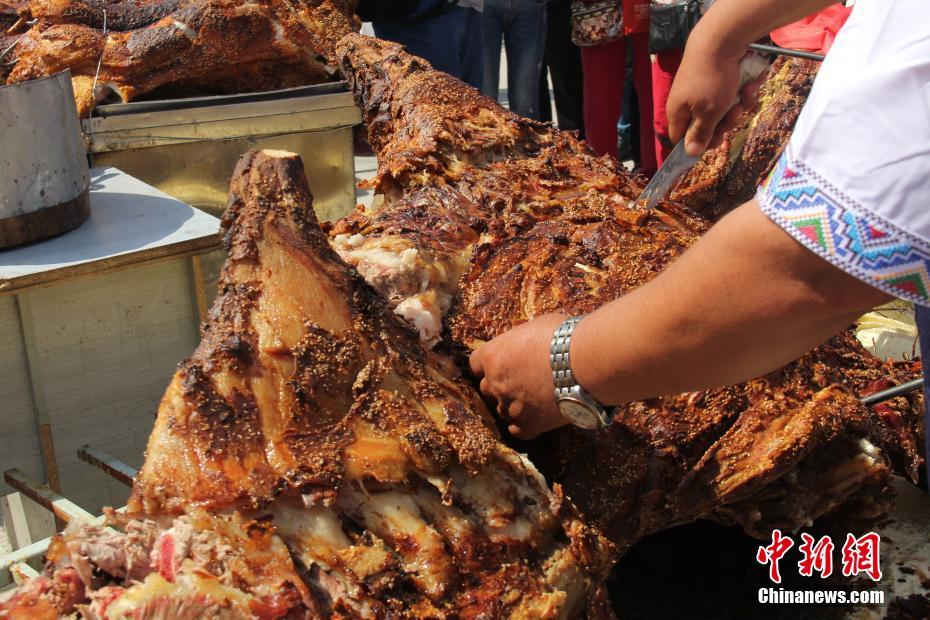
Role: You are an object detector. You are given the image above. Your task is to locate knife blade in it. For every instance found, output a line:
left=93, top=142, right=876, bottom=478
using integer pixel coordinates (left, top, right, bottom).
left=636, top=52, right=772, bottom=210
left=637, top=141, right=700, bottom=210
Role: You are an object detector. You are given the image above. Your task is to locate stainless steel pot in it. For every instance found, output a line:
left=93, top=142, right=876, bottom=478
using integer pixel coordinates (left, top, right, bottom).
left=0, top=70, right=90, bottom=248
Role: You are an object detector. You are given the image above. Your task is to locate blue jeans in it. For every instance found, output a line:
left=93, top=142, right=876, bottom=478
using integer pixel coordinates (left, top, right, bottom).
left=372, top=7, right=484, bottom=90
left=481, top=0, right=547, bottom=119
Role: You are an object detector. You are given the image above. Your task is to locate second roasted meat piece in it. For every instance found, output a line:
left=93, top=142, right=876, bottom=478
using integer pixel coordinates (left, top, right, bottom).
left=310, top=5, right=925, bottom=560
left=6, top=0, right=356, bottom=116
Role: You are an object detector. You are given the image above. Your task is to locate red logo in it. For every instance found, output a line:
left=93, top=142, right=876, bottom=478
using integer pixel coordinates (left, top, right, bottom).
left=756, top=529, right=794, bottom=584
left=797, top=533, right=835, bottom=578
left=757, top=531, right=882, bottom=583
left=841, top=532, right=882, bottom=582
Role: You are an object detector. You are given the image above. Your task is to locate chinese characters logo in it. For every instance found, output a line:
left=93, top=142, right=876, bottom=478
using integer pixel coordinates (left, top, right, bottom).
left=756, top=530, right=881, bottom=583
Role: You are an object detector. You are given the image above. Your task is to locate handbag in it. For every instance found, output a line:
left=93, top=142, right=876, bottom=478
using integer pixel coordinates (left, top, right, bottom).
left=622, top=0, right=650, bottom=35
left=570, top=1, right=624, bottom=47
left=648, top=0, right=701, bottom=54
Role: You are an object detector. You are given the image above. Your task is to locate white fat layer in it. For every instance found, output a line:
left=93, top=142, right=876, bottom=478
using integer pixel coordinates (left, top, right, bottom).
left=170, top=19, right=197, bottom=40
left=395, top=295, right=443, bottom=347
left=413, top=486, right=477, bottom=554
left=270, top=503, right=351, bottom=566
left=270, top=503, right=371, bottom=612
left=857, top=438, right=881, bottom=465
left=102, top=572, right=252, bottom=618
left=340, top=488, right=453, bottom=599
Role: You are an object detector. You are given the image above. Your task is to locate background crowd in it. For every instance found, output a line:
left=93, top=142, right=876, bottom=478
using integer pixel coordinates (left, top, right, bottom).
left=355, top=1, right=851, bottom=180
left=355, top=0, right=701, bottom=179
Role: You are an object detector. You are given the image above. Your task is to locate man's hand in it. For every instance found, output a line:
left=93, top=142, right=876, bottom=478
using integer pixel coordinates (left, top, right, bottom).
left=469, top=313, right=568, bottom=440
left=667, top=31, right=764, bottom=156
left=665, top=0, right=838, bottom=157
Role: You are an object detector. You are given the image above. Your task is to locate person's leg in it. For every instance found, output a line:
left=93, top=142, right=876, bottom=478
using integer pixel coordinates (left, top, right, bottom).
left=460, top=7, right=484, bottom=90
left=544, top=0, right=584, bottom=135
left=373, top=12, right=464, bottom=79
left=618, top=39, right=634, bottom=160
left=580, top=38, right=626, bottom=158
left=651, top=47, right=684, bottom=166
left=538, top=61, right=553, bottom=123
left=481, top=1, right=504, bottom=100
left=629, top=85, right=640, bottom=167
left=502, top=0, right=546, bottom=119
left=630, top=31, right=657, bottom=177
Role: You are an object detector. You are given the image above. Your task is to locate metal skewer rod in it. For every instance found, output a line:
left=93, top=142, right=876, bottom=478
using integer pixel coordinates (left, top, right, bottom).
left=861, top=377, right=925, bottom=406
left=77, top=445, right=137, bottom=487
left=0, top=35, right=21, bottom=64
left=748, top=43, right=826, bottom=62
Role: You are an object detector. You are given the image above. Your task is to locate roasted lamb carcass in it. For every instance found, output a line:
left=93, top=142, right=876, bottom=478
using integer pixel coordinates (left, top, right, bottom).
left=308, top=3, right=924, bottom=555
left=1, top=150, right=613, bottom=619
left=21, top=0, right=187, bottom=31
left=5, top=0, right=357, bottom=116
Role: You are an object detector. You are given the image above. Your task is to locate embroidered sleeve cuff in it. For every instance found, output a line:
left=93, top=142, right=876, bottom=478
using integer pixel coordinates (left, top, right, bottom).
left=757, top=147, right=930, bottom=307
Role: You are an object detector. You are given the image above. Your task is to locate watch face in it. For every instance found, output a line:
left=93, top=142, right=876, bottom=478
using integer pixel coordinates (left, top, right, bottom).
left=557, top=398, right=604, bottom=430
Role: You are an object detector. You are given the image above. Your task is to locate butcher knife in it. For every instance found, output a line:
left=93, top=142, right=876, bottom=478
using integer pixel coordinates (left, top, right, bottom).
left=637, top=52, right=772, bottom=210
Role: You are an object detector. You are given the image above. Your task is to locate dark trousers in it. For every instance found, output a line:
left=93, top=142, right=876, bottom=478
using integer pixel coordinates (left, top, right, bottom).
left=482, top=0, right=547, bottom=119
left=538, top=0, right=584, bottom=135
left=373, top=6, right=484, bottom=90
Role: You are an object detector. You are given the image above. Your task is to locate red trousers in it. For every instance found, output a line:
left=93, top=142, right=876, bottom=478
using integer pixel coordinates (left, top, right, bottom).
left=580, top=32, right=656, bottom=176
left=651, top=47, right=684, bottom=166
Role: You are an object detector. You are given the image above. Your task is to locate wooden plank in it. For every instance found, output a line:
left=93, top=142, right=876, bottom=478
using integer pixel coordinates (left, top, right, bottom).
left=0, top=538, right=51, bottom=590
left=0, top=167, right=221, bottom=295
left=0, top=493, right=55, bottom=551
left=189, top=255, right=209, bottom=324
left=0, top=297, right=43, bottom=496
left=1, top=243, right=223, bottom=299
left=16, top=293, right=61, bottom=493
left=22, top=258, right=200, bottom=514
left=3, top=470, right=94, bottom=524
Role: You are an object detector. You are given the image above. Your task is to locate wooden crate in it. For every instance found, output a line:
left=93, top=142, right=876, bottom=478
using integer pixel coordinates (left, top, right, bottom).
left=0, top=168, right=220, bottom=521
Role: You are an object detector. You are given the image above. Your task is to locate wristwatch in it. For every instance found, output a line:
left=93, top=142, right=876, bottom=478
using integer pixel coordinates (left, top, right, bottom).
left=550, top=317, right=612, bottom=430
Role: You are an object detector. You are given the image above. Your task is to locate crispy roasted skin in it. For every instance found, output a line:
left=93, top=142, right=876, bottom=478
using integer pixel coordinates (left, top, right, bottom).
left=669, top=56, right=820, bottom=220
left=0, top=150, right=613, bottom=619
left=25, top=0, right=186, bottom=30
left=131, top=149, right=613, bottom=616
left=6, top=0, right=356, bottom=116
left=311, top=3, right=925, bottom=560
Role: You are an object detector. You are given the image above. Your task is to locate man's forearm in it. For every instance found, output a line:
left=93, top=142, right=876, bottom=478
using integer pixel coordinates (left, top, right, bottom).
left=694, top=0, right=838, bottom=59
left=570, top=201, right=891, bottom=405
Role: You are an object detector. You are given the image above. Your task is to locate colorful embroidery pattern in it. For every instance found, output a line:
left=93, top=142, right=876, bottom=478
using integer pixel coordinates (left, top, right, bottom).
left=758, top=148, right=930, bottom=306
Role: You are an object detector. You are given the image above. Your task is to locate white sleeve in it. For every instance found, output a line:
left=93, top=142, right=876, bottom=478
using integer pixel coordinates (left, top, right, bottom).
left=758, top=0, right=930, bottom=306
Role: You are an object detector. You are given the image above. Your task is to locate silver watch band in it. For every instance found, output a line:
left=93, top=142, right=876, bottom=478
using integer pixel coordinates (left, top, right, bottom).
left=551, top=316, right=582, bottom=395
left=549, top=317, right=612, bottom=429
